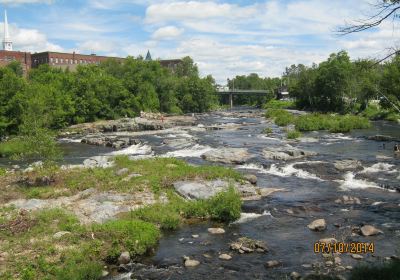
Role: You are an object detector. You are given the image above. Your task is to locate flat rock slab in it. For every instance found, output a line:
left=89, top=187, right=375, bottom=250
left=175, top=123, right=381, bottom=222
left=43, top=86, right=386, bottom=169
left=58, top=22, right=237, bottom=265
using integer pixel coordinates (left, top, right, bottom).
left=6, top=188, right=166, bottom=224
left=263, top=145, right=316, bottom=161
left=174, top=179, right=270, bottom=200
left=201, top=148, right=252, bottom=164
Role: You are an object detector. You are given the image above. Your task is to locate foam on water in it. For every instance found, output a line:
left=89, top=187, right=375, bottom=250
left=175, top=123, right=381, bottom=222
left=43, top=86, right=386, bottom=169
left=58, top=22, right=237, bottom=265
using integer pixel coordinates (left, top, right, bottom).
left=232, top=211, right=272, bottom=224
left=162, top=144, right=214, bottom=158
left=265, top=163, right=323, bottom=181
left=361, top=163, right=397, bottom=174
left=338, top=172, right=381, bottom=191
left=108, top=144, right=153, bottom=156
left=237, top=163, right=268, bottom=173
left=58, top=138, right=82, bottom=143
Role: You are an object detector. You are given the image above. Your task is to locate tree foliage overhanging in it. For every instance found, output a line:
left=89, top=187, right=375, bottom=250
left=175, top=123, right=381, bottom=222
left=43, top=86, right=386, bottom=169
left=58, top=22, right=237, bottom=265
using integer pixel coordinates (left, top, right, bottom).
left=0, top=56, right=218, bottom=137
left=283, top=51, right=400, bottom=114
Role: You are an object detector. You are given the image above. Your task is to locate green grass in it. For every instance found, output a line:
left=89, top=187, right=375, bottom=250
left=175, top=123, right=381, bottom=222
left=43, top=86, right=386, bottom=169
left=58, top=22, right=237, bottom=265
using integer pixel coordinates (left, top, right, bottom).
left=294, top=114, right=371, bottom=132
left=11, top=157, right=243, bottom=200
left=263, top=100, right=295, bottom=109
left=0, top=168, right=5, bottom=177
left=287, top=130, right=302, bottom=139
left=360, top=104, right=400, bottom=122
left=126, top=187, right=242, bottom=230
left=0, top=137, right=25, bottom=158
left=265, top=110, right=371, bottom=133
left=349, top=260, right=400, bottom=280
left=265, top=109, right=295, bottom=126
left=0, top=186, right=242, bottom=279
left=262, top=127, right=273, bottom=134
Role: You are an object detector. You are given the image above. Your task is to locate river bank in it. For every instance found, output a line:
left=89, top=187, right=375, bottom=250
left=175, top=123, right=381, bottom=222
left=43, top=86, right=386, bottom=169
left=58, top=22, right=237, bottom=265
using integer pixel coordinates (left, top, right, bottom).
left=1, top=108, right=399, bottom=280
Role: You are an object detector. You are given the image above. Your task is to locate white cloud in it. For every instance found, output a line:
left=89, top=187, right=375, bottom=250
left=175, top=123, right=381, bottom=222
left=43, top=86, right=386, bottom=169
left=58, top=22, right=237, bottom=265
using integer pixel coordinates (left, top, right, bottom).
left=1, top=24, right=63, bottom=52
left=152, top=26, right=184, bottom=40
left=78, top=40, right=117, bottom=53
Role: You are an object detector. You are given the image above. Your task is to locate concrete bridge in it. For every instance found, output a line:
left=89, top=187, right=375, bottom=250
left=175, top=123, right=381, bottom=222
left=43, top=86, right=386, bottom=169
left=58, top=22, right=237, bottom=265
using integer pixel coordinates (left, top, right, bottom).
left=217, top=89, right=270, bottom=109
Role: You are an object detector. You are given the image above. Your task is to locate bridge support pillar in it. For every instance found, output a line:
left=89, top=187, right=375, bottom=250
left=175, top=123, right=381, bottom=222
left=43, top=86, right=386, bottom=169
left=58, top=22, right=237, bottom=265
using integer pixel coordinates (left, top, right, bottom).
left=229, top=93, right=233, bottom=109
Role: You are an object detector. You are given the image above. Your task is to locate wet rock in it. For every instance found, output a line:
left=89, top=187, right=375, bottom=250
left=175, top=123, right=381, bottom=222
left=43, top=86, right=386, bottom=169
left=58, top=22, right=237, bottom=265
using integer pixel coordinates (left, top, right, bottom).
left=244, top=174, right=257, bottom=185
left=367, top=135, right=396, bottom=142
left=192, top=234, right=199, bottom=238
left=334, top=257, right=342, bottom=264
left=230, top=237, right=268, bottom=253
left=201, top=148, right=252, bottom=164
left=116, top=168, right=129, bottom=176
left=263, top=146, right=316, bottom=161
left=265, top=260, right=280, bottom=268
left=83, top=156, right=114, bottom=169
left=184, top=259, right=200, bottom=267
left=53, top=231, right=71, bottom=239
left=102, top=270, right=109, bottom=277
left=81, top=135, right=139, bottom=149
left=208, top=228, right=225, bottom=234
left=334, top=160, right=362, bottom=171
left=290, top=271, right=301, bottom=280
left=335, top=195, right=361, bottom=205
left=346, top=266, right=353, bottom=270
left=325, top=261, right=334, bottom=267
left=307, top=219, right=327, bottom=231
left=118, top=251, right=131, bottom=265
left=360, top=225, right=383, bottom=236
left=351, top=254, right=364, bottom=260
left=219, top=254, right=232, bottom=260
left=163, top=138, right=196, bottom=149
left=319, top=238, right=337, bottom=244
left=173, top=179, right=260, bottom=200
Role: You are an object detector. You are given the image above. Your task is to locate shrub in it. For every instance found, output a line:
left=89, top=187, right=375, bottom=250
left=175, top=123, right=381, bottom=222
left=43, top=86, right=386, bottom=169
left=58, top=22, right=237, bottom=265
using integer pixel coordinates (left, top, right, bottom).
left=263, top=100, right=295, bottom=109
left=265, top=109, right=295, bottom=126
left=93, top=220, right=160, bottom=259
left=287, top=130, right=302, bottom=139
left=262, top=127, right=273, bottom=134
left=294, top=114, right=370, bottom=132
left=0, top=167, right=5, bottom=176
left=349, top=260, right=400, bottom=280
left=207, top=187, right=242, bottom=223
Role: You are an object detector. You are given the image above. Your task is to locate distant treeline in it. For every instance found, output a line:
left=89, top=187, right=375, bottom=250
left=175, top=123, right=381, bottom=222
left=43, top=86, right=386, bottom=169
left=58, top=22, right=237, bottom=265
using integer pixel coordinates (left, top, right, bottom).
left=284, top=51, right=400, bottom=114
left=228, top=51, right=400, bottom=116
left=0, top=56, right=218, bottom=136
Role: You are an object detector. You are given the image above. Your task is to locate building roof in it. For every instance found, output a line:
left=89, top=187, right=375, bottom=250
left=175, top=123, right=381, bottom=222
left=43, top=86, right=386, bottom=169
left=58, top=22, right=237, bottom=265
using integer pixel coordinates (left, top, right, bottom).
left=145, top=50, right=152, bottom=61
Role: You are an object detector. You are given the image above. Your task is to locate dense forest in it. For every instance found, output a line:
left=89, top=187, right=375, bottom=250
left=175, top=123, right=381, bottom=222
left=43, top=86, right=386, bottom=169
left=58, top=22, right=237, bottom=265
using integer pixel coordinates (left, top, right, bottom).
left=0, top=56, right=218, bottom=137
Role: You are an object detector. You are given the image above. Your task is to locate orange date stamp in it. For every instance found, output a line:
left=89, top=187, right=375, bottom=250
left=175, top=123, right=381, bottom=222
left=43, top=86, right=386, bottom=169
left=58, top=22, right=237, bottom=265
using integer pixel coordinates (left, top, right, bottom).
left=314, top=242, right=374, bottom=254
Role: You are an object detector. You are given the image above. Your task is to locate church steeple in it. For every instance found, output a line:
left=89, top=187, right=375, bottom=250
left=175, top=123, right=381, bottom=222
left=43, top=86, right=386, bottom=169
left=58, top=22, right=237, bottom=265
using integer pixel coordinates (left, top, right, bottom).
left=3, top=10, right=12, bottom=51
left=145, top=50, right=152, bottom=61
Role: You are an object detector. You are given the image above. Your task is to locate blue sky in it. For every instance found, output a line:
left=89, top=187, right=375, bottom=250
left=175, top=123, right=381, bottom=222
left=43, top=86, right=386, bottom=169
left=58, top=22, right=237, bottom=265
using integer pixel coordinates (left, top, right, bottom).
left=1, top=0, right=399, bottom=83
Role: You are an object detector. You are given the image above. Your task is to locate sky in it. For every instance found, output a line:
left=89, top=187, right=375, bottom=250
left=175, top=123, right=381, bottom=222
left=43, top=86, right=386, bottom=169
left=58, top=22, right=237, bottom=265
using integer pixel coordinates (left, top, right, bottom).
left=0, top=0, right=399, bottom=84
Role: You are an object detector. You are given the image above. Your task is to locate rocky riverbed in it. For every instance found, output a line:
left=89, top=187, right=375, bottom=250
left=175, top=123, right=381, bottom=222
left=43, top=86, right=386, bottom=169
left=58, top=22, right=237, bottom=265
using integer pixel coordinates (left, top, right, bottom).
left=1, top=108, right=399, bottom=279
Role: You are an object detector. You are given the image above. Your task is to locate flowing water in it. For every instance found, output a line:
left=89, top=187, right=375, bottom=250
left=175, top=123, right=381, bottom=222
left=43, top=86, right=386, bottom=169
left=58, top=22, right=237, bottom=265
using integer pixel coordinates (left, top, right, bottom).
left=2, top=108, right=399, bottom=279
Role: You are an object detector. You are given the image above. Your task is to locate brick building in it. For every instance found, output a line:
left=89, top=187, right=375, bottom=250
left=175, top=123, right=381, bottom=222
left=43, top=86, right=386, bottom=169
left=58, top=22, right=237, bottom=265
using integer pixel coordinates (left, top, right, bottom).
left=31, top=51, right=125, bottom=70
left=0, top=11, right=182, bottom=74
left=0, top=50, right=31, bottom=74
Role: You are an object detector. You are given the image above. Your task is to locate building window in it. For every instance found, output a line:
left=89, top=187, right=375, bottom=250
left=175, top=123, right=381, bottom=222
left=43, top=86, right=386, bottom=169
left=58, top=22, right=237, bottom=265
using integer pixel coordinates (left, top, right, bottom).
left=80, top=59, right=83, bottom=64
left=55, top=58, right=58, bottom=64
left=50, top=58, right=53, bottom=63
left=60, top=59, right=63, bottom=64
left=65, top=59, right=68, bottom=64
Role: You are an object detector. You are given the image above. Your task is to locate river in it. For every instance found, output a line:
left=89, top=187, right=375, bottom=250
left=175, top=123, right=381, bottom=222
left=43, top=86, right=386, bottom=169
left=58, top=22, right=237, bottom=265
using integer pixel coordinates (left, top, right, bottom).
left=3, top=108, right=400, bottom=279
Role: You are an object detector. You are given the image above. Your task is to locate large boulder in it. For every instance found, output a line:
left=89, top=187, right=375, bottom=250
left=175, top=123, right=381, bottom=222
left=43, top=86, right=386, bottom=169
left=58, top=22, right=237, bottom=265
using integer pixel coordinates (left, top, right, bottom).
left=83, top=156, right=113, bottom=168
left=334, top=160, right=362, bottom=171
left=173, top=179, right=259, bottom=200
left=201, top=148, right=251, bottom=164
left=360, top=225, right=383, bottom=236
left=263, top=146, right=316, bottom=161
left=307, top=219, right=327, bottom=231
